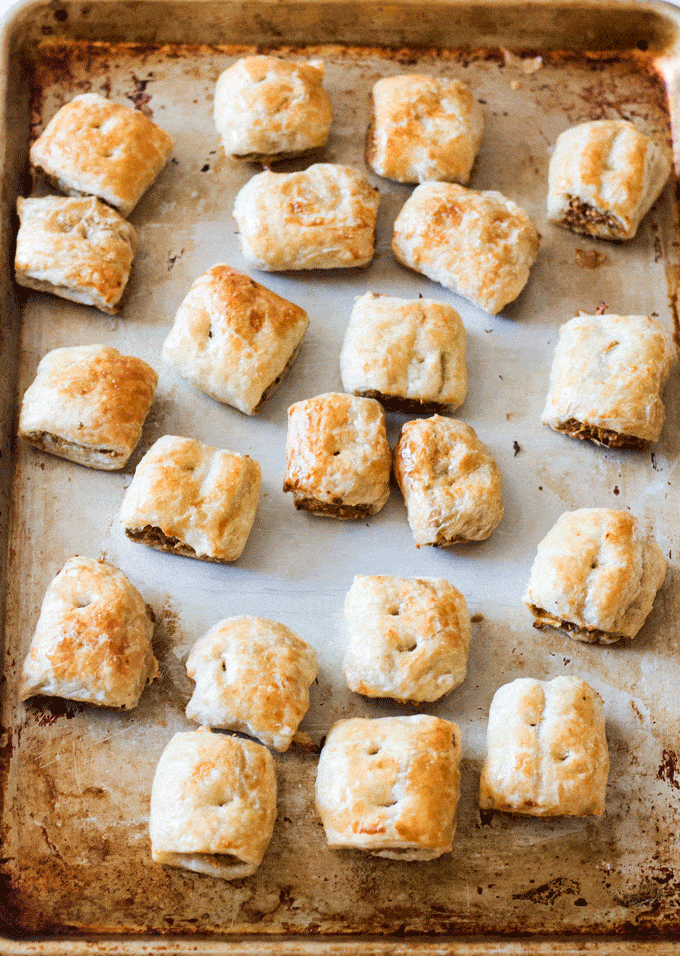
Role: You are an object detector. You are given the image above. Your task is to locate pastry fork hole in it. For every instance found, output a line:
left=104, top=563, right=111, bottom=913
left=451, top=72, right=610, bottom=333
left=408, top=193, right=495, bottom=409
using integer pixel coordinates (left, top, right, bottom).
left=74, top=594, right=93, bottom=608
left=367, top=744, right=381, bottom=755
left=398, top=639, right=417, bottom=652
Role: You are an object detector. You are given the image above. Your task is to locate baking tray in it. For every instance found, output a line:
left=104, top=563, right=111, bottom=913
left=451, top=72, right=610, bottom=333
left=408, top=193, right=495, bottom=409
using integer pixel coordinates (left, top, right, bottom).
left=2, top=0, right=680, bottom=953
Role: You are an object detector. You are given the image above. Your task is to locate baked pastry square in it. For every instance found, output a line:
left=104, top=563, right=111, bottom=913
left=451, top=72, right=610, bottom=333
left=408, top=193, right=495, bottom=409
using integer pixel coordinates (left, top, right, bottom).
left=283, top=392, right=391, bottom=519
left=547, top=120, right=671, bottom=241
left=19, top=344, right=157, bottom=470
left=150, top=728, right=277, bottom=880
left=186, top=616, right=318, bottom=751
left=542, top=313, right=674, bottom=449
left=234, top=164, right=380, bottom=270
left=120, top=435, right=261, bottom=563
left=340, top=292, right=467, bottom=412
left=392, top=182, right=540, bottom=315
left=15, top=196, right=137, bottom=314
left=162, top=264, right=309, bottom=415
left=343, top=575, right=470, bottom=703
left=394, top=415, right=503, bottom=546
left=30, top=93, right=173, bottom=217
left=524, top=508, right=666, bottom=644
left=315, top=715, right=461, bottom=860
left=478, top=676, right=609, bottom=817
left=214, top=56, right=332, bottom=162
left=20, top=556, right=157, bottom=710
left=366, top=74, right=483, bottom=185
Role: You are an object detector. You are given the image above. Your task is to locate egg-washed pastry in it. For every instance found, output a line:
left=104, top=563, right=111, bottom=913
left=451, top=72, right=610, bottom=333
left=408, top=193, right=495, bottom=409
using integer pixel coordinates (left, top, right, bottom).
left=19, top=344, right=157, bottom=470
left=392, top=182, right=540, bottom=315
left=214, top=56, right=332, bottom=162
left=366, top=74, right=483, bottom=185
left=340, top=292, right=467, bottom=412
left=30, top=93, right=173, bottom=217
left=150, top=728, right=277, bottom=880
left=185, top=616, right=318, bottom=752
left=343, top=575, right=470, bottom=703
left=233, top=164, right=380, bottom=270
left=20, top=556, right=157, bottom=710
left=547, top=120, right=670, bottom=241
left=315, top=715, right=462, bottom=860
left=120, top=435, right=261, bottom=563
left=15, top=196, right=137, bottom=314
left=394, top=415, right=503, bottom=546
left=162, top=264, right=308, bottom=415
left=524, top=508, right=666, bottom=644
left=283, top=392, right=391, bottom=519
left=479, top=676, right=609, bottom=817
left=542, top=313, right=674, bottom=449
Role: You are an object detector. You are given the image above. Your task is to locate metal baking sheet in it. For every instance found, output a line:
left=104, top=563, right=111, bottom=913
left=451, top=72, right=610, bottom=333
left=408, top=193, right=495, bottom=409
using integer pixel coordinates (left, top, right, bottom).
left=2, top=1, right=680, bottom=951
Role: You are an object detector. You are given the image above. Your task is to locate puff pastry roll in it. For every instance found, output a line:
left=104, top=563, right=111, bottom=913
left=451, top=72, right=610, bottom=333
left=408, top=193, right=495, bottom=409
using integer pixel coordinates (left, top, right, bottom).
left=214, top=56, right=332, bottom=162
left=392, top=182, right=540, bottom=315
left=343, top=575, right=470, bottom=703
left=340, top=292, right=467, bottom=412
left=19, top=344, right=157, bottom=470
left=186, top=616, right=318, bottom=751
left=547, top=120, right=671, bottom=241
left=150, top=728, right=277, bottom=880
left=233, top=164, right=380, bottom=270
left=366, top=74, right=483, bottom=185
left=315, top=715, right=461, bottom=860
left=479, top=677, right=609, bottom=817
left=20, top=556, right=157, bottom=709
left=162, top=264, right=309, bottom=415
left=283, top=392, right=391, bottom=519
left=542, top=313, right=674, bottom=449
left=524, top=508, right=666, bottom=644
left=394, top=415, right=503, bottom=546
left=120, top=435, right=261, bottom=563
left=15, top=196, right=137, bottom=314
left=30, top=93, right=173, bottom=217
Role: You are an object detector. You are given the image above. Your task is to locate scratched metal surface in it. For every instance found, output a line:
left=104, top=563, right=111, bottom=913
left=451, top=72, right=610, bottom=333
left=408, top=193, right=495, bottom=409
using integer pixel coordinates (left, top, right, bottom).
left=1, top=4, right=680, bottom=947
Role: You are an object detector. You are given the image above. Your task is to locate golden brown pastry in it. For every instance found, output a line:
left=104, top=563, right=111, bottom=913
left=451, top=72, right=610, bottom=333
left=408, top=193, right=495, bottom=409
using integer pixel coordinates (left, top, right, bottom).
left=233, top=164, right=380, bottom=270
left=283, top=392, right=391, bottom=519
left=19, top=344, right=157, bottom=470
left=20, top=556, right=157, bottom=709
left=150, top=728, right=277, bottom=880
left=541, top=313, right=674, bottom=449
left=343, top=575, right=470, bottom=703
left=214, top=56, right=332, bottom=162
left=366, top=74, right=483, bottom=185
left=162, top=264, right=309, bottom=415
left=340, top=292, right=467, bottom=412
left=547, top=120, right=671, bottom=240
left=524, top=508, right=666, bottom=644
left=120, top=435, right=261, bottom=563
left=15, top=196, right=137, bottom=314
left=394, top=415, right=503, bottom=545
left=478, top=677, right=609, bottom=816
left=392, top=182, right=540, bottom=315
left=30, top=93, right=173, bottom=217
left=315, top=715, right=461, bottom=859
left=185, top=616, right=318, bottom=751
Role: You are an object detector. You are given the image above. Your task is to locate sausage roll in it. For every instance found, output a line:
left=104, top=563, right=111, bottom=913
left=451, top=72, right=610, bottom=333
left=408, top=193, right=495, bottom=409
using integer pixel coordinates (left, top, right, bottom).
left=315, top=715, right=462, bottom=860
left=283, top=392, right=391, bottom=519
left=343, top=575, right=470, bottom=703
left=479, top=677, right=609, bottom=816
left=20, top=556, right=157, bottom=709
left=340, top=292, right=467, bottom=412
left=394, top=415, right=503, bottom=545
left=19, top=344, right=157, bottom=470
left=524, top=508, right=666, bottom=644
left=150, top=728, right=277, bottom=880
left=120, top=435, right=261, bottom=563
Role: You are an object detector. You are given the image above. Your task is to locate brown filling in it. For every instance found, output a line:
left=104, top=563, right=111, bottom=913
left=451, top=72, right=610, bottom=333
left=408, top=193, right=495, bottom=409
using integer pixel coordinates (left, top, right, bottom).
left=292, top=496, right=376, bottom=520
left=125, top=525, right=226, bottom=564
left=529, top=605, right=621, bottom=645
left=253, top=343, right=302, bottom=413
left=556, top=419, right=646, bottom=451
left=561, top=196, right=622, bottom=238
left=26, top=431, right=118, bottom=460
left=356, top=388, right=447, bottom=415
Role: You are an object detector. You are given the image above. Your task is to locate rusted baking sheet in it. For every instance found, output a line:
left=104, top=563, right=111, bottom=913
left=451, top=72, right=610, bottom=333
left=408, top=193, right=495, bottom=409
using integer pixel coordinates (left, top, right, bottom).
left=2, top=1, right=680, bottom=954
